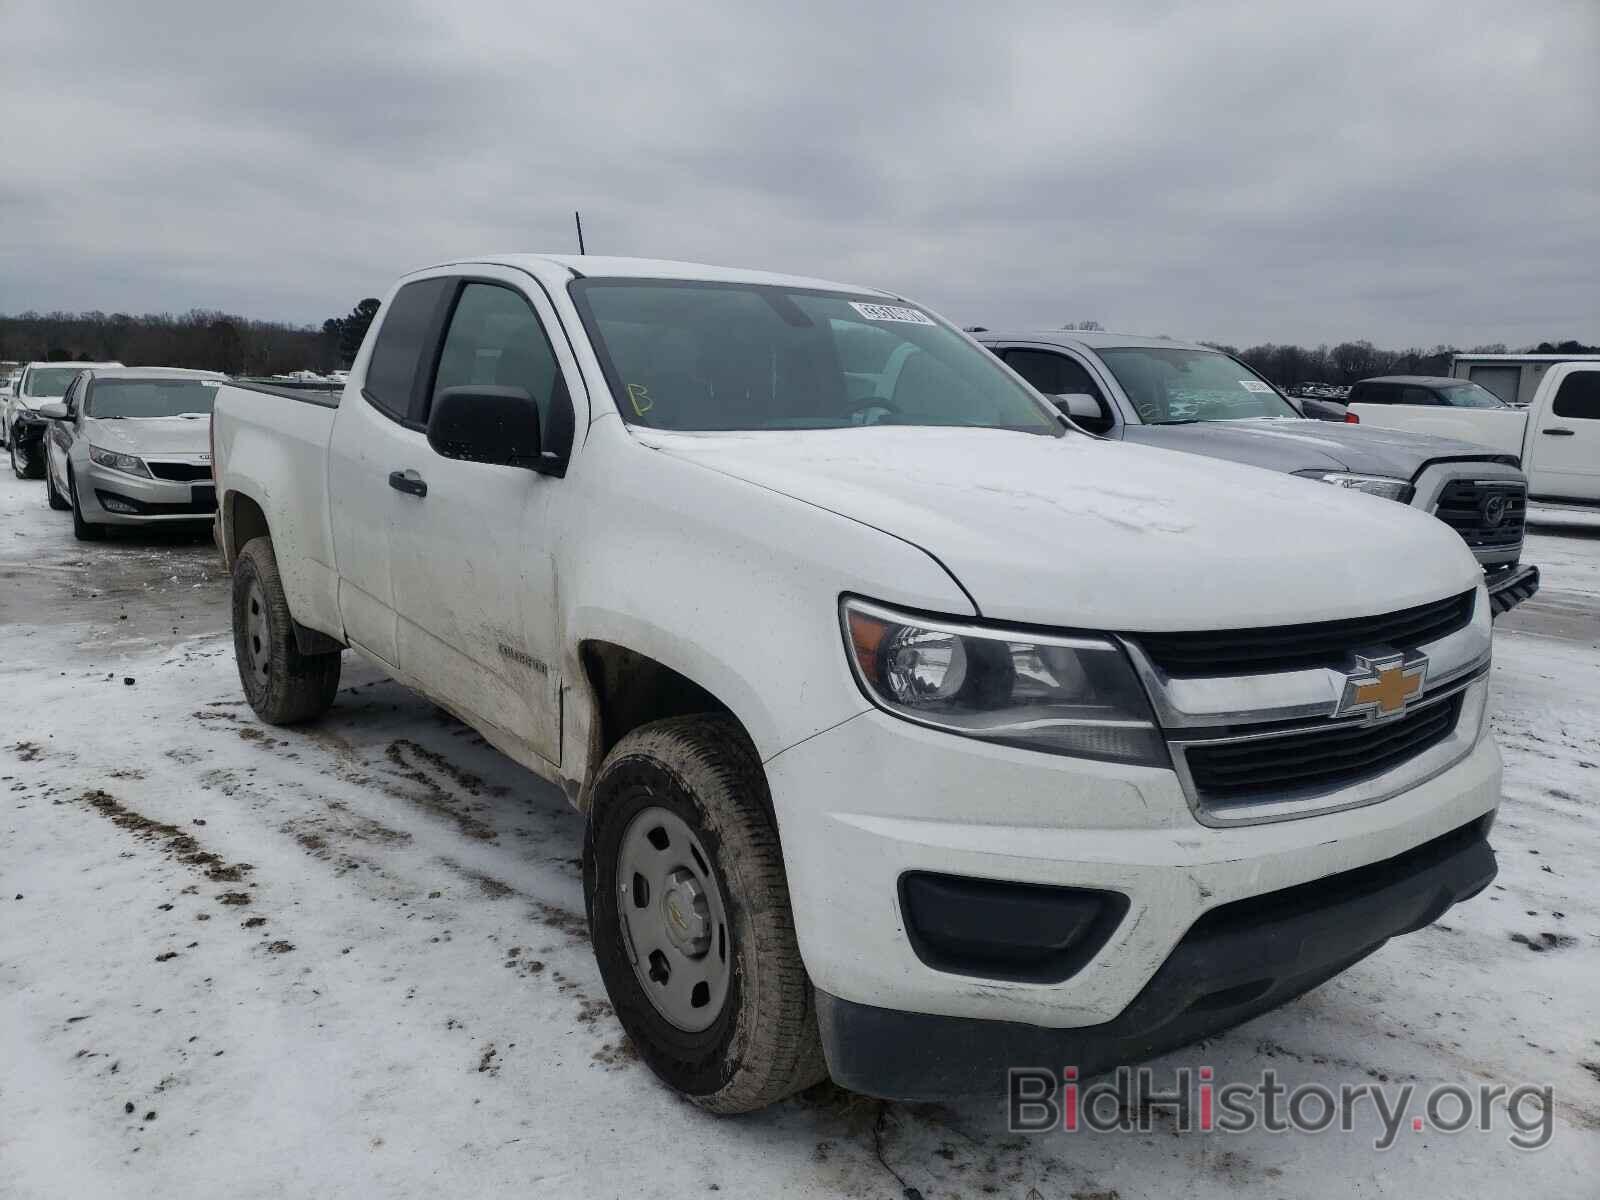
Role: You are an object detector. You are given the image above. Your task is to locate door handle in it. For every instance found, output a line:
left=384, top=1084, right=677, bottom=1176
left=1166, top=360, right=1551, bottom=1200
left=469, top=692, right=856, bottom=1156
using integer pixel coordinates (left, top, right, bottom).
left=388, top=469, right=428, bottom=497
left=1540, top=428, right=1575, bottom=437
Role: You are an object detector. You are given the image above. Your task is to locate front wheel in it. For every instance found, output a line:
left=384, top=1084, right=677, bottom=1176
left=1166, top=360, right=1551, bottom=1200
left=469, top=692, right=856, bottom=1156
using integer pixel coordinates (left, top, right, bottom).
left=231, top=536, right=341, bottom=724
left=68, top=468, right=105, bottom=540
left=45, top=460, right=70, bottom=509
left=584, top=715, right=825, bottom=1114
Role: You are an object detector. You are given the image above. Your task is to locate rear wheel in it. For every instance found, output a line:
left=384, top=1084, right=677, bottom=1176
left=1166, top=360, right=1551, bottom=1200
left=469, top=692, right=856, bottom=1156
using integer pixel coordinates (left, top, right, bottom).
left=231, top=536, right=341, bottom=724
left=68, top=468, right=105, bottom=540
left=584, top=714, right=826, bottom=1113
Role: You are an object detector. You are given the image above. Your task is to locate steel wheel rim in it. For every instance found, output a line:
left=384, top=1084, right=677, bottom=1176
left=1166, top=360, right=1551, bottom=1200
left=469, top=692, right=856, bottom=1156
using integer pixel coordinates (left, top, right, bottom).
left=245, top=577, right=272, bottom=686
left=617, top=806, right=731, bottom=1032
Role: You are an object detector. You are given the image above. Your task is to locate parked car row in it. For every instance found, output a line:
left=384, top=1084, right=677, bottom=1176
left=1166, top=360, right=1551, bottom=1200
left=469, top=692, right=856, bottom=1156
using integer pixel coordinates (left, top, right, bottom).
left=3, top=362, right=223, bottom=539
left=206, top=253, right=1512, bottom=1111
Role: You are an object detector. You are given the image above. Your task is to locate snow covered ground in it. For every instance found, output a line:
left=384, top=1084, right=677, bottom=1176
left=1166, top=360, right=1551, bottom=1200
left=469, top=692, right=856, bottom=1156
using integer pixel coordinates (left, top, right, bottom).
left=2, top=472, right=1597, bottom=1199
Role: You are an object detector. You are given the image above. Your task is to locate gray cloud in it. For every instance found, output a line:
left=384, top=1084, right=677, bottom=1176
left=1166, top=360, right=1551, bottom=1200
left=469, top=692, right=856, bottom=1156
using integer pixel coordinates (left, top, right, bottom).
left=1, top=0, right=1595, bottom=348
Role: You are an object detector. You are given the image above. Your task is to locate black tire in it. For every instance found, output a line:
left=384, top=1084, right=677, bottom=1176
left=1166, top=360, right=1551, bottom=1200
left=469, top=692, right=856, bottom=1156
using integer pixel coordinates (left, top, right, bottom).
left=45, top=461, right=69, bottom=509
left=231, top=535, right=341, bottom=724
left=584, top=714, right=826, bottom=1114
left=13, top=437, right=43, bottom=481
left=68, top=468, right=105, bottom=540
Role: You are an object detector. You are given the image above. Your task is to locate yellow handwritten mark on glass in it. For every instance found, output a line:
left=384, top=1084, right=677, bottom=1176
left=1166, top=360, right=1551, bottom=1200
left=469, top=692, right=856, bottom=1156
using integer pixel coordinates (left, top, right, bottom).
left=626, top=383, right=654, bottom=417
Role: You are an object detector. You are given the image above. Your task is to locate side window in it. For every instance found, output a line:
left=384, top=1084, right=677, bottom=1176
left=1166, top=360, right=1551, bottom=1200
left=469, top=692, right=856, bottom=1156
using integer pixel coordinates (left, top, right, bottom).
left=1055, top=355, right=1105, bottom=401
left=1400, top=386, right=1442, bottom=406
left=1002, top=349, right=1112, bottom=432
left=1002, top=349, right=1067, bottom=395
left=364, top=278, right=452, bottom=422
left=429, top=283, right=573, bottom=457
left=1552, top=371, right=1600, bottom=420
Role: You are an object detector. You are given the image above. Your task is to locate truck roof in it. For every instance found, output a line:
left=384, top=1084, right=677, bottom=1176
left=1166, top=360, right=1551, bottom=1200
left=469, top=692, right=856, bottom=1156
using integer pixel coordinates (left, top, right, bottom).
left=1358, top=375, right=1462, bottom=386
left=1450, top=353, right=1600, bottom=363
left=421, top=253, right=897, bottom=298
left=973, top=330, right=1212, bottom=353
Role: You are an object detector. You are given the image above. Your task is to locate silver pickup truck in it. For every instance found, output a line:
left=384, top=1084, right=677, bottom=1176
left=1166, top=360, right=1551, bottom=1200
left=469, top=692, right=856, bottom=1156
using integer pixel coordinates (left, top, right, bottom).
left=976, top=331, right=1540, bottom=616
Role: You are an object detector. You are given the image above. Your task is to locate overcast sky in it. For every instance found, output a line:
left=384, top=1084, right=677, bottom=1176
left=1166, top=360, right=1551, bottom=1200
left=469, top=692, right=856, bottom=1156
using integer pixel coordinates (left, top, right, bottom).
left=2, top=0, right=1595, bottom=347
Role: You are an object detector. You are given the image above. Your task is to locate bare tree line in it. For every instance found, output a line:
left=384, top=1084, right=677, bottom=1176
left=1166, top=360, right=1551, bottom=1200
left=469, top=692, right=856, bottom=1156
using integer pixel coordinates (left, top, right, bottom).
left=0, top=299, right=384, bottom=376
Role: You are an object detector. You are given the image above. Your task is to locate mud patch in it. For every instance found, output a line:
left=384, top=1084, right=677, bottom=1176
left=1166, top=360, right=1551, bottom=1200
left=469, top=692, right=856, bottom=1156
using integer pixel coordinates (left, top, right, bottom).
left=591, top=1037, right=639, bottom=1070
left=265, top=940, right=295, bottom=954
left=217, top=892, right=251, bottom=906
left=381, top=741, right=498, bottom=841
left=12, top=741, right=44, bottom=762
left=1511, top=931, right=1579, bottom=952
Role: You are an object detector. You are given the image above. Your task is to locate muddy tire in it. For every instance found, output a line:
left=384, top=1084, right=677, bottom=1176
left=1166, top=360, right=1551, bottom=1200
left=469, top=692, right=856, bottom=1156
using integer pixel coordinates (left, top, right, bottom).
left=584, top=714, right=826, bottom=1114
left=68, top=467, right=105, bottom=540
left=45, top=460, right=69, bottom=508
left=12, top=437, right=41, bottom=481
left=231, top=535, right=341, bottom=725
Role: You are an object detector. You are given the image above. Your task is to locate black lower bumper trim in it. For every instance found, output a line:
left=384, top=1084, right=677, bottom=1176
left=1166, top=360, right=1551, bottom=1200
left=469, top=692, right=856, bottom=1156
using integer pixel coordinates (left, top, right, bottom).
left=817, top=816, right=1496, bottom=1100
left=1487, top=563, right=1539, bottom=616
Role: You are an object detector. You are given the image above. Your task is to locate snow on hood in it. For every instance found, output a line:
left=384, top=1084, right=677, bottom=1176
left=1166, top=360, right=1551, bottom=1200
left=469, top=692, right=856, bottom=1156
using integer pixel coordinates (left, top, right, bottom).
left=1121, top=418, right=1513, bottom=478
left=84, top=416, right=210, bottom=457
left=639, top=426, right=1483, bottom=631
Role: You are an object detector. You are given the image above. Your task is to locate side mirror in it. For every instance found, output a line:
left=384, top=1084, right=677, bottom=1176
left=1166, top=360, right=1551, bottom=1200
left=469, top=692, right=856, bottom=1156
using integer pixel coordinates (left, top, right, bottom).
left=427, top=385, right=543, bottom=469
left=1051, top=393, right=1102, bottom=420
left=36, top=402, right=70, bottom=420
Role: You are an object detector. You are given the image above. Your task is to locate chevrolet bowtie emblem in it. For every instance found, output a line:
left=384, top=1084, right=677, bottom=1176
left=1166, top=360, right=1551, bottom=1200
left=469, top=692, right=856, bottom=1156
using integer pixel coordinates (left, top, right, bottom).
left=1336, top=653, right=1428, bottom=721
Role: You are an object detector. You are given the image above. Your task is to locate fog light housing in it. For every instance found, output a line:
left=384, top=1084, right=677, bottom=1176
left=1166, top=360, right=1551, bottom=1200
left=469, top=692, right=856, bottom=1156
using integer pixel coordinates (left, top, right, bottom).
left=899, top=872, right=1129, bottom=983
left=98, top=492, right=140, bottom=515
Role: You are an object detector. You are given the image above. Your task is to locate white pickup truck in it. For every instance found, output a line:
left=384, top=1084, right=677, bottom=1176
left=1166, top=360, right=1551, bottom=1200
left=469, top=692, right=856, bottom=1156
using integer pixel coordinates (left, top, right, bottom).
left=210, top=254, right=1501, bottom=1110
left=1347, top=366, right=1600, bottom=506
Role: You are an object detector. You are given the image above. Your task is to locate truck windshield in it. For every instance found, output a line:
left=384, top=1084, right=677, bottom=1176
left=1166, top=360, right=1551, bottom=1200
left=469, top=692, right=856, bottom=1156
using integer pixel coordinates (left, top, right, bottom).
left=24, top=367, right=85, bottom=398
left=1437, top=382, right=1508, bottom=409
left=570, top=279, right=1059, bottom=434
left=86, top=380, right=220, bottom=418
left=1096, top=347, right=1300, bottom=424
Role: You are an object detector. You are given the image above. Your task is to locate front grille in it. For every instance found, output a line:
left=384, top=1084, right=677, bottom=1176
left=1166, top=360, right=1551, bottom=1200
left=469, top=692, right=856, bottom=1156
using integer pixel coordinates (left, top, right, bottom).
left=147, top=461, right=212, bottom=482
left=1184, top=693, right=1463, bottom=803
left=1134, top=591, right=1475, bottom=677
left=1433, top=480, right=1526, bottom=550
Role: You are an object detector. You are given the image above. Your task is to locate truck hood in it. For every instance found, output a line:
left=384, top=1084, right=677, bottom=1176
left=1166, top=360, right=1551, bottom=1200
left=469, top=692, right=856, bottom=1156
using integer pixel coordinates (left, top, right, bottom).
left=83, top=416, right=211, bottom=457
left=638, top=426, right=1482, bottom=631
left=1119, top=418, right=1512, bottom=479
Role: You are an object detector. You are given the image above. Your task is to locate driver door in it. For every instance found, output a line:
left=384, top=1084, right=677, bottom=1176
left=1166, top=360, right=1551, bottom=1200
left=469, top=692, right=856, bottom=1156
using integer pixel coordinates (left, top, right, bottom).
left=387, top=271, right=581, bottom=767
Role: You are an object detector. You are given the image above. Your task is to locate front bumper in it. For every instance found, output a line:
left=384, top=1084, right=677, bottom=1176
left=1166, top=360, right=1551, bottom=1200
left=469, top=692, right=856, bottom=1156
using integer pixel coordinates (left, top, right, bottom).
left=9, top=415, right=47, bottom=466
left=79, top=461, right=216, bottom=525
left=1485, top=562, right=1539, bottom=616
left=818, top=813, right=1496, bottom=1099
left=766, top=696, right=1502, bottom=1091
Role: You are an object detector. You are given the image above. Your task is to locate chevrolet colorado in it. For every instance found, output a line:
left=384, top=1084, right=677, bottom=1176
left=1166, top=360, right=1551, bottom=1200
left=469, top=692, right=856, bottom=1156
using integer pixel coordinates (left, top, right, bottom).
left=210, top=255, right=1501, bottom=1110
left=977, top=332, right=1541, bottom=615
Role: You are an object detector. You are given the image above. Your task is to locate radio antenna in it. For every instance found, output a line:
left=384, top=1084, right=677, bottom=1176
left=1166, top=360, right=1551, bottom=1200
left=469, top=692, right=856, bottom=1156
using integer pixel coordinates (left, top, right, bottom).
left=574, top=210, right=586, bottom=255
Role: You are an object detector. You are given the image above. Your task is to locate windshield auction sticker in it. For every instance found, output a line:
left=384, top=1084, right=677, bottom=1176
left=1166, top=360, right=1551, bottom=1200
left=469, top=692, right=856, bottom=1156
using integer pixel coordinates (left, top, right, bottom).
left=849, top=302, right=935, bottom=326
left=1239, top=380, right=1274, bottom=392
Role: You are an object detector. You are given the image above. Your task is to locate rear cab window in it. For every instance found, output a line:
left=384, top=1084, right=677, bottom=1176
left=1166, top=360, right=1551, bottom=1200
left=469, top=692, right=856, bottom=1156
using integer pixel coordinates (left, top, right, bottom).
left=363, top=278, right=453, bottom=424
left=1551, top=371, right=1600, bottom=420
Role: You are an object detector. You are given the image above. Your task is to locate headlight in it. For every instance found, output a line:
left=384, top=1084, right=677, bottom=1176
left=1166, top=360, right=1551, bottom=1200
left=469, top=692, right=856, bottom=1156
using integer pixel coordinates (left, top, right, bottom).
left=1292, top=469, right=1413, bottom=503
left=88, top=446, right=151, bottom=477
left=841, top=598, right=1167, bottom=765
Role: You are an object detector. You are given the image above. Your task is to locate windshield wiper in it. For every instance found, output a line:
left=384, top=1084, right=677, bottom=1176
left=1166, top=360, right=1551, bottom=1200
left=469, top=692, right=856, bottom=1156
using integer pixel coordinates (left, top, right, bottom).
left=1148, top=418, right=1200, bottom=426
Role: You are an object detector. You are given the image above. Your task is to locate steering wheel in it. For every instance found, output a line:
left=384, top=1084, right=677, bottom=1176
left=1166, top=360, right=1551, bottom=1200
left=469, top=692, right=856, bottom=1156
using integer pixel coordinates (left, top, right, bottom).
left=844, top=397, right=901, bottom=423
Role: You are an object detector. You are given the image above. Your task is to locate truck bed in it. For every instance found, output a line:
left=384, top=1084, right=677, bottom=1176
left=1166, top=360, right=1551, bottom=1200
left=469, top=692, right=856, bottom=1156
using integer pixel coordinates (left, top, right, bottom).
left=211, top=379, right=345, bottom=642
